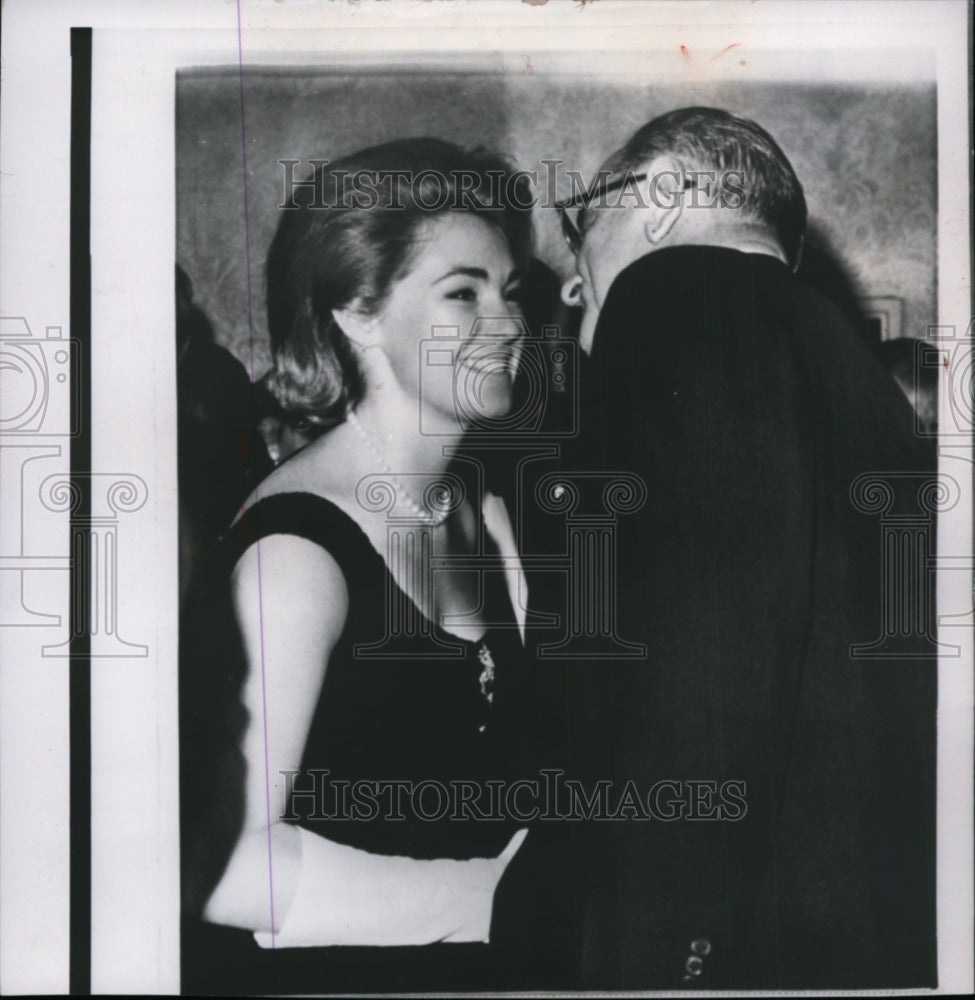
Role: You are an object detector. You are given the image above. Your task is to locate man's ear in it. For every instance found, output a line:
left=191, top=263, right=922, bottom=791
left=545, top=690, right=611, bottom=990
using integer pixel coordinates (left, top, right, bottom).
left=644, top=156, right=685, bottom=246
left=332, top=299, right=379, bottom=349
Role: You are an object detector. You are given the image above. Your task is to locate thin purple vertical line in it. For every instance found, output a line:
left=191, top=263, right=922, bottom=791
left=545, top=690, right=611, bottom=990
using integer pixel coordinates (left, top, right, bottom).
left=235, top=0, right=277, bottom=946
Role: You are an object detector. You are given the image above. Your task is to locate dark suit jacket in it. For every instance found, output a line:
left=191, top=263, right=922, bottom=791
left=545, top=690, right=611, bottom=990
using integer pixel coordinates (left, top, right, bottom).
left=538, top=246, right=937, bottom=990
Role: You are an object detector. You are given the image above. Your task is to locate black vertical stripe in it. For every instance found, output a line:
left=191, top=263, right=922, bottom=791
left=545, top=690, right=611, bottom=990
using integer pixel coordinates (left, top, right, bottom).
left=69, top=25, right=92, bottom=997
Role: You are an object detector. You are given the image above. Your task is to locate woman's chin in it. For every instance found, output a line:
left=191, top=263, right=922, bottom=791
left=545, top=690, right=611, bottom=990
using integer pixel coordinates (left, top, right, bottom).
left=457, top=379, right=517, bottom=429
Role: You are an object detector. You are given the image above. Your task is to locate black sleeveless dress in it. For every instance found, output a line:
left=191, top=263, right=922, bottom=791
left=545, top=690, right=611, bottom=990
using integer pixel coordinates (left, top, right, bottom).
left=179, top=491, right=568, bottom=994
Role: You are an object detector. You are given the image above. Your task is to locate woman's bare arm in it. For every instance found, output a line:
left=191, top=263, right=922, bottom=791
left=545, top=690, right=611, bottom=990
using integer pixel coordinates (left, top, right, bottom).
left=201, top=532, right=524, bottom=946
left=202, top=533, right=349, bottom=932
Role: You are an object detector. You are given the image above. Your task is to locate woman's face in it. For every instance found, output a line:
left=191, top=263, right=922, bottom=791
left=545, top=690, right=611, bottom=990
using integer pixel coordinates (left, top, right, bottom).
left=370, top=213, right=524, bottom=429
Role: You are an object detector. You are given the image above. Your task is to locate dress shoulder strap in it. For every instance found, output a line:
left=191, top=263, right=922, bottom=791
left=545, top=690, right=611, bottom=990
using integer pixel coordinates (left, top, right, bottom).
left=220, top=491, right=379, bottom=584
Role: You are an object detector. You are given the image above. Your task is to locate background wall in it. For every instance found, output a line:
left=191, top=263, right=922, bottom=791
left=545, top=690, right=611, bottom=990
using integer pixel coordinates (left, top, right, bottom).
left=176, top=66, right=937, bottom=375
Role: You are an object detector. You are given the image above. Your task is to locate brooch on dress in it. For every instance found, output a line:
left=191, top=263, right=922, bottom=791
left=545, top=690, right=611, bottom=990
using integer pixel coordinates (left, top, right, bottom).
left=477, top=641, right=496, bottom=704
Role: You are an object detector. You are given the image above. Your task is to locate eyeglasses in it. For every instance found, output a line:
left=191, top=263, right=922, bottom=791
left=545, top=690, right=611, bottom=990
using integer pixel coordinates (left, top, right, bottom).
left=555, top=171, right=699, bottom=255
left=554, top=172, right=649, bottom=256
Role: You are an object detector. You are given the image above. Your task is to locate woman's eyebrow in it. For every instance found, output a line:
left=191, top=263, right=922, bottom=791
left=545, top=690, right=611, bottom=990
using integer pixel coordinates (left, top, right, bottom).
left=433, top=266, right=489, bottom=284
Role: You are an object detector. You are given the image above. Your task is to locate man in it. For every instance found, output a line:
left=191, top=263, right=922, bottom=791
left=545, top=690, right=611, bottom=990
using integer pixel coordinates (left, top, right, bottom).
left=546, top=108, right=937, bottom=989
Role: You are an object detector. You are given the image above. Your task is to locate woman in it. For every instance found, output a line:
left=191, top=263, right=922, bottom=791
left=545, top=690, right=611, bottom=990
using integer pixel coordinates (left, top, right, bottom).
left=180, top=139, right=543, bottom=992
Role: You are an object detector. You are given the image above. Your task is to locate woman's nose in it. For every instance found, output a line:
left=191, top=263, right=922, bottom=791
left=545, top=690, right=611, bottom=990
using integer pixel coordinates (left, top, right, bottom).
left=472, top=313, right=525, bottom=342
left=561, top=274, right=584, bottom=308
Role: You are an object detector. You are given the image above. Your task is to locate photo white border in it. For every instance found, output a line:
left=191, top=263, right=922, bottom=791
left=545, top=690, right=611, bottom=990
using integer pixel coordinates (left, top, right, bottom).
left=1, top=1, right=971, bottom=994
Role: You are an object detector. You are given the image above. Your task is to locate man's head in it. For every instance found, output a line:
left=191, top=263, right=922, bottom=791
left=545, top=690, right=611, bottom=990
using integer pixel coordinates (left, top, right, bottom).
left=559, top=107, right=807, bottom=351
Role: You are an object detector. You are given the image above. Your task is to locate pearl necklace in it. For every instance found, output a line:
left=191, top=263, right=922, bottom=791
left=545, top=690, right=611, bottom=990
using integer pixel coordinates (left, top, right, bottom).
left=348, top=410, right=497, bottom=721
left=345, top=408, right=451, bottom=527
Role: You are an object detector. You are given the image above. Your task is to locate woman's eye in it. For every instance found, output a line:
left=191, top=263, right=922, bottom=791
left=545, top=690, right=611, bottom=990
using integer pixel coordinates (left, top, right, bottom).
left=446, top=287, right=477, bottom=302
left=504, top=287, right=523, bottom=304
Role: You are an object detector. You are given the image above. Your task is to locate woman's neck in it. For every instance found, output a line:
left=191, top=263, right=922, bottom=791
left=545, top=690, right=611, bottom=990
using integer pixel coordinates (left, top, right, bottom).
left=347, top=381, right=465, bottom=477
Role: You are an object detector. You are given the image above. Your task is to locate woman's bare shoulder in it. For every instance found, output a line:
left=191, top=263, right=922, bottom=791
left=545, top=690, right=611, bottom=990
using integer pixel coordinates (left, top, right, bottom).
left=235, top=430, right=358, bottom=520
left=237, top=440, right=324, bottom=516
left=229, top=433, right=356, bottom=636
left=231, top=533, right=351, bottom=648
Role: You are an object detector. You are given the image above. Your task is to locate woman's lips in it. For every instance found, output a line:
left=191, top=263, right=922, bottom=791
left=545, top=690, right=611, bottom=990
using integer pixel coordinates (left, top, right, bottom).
left=458, top=344, right=518, bottom=373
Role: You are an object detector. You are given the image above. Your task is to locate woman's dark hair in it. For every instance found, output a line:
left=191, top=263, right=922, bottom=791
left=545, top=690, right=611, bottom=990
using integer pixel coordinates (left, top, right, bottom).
left=265, top=138, right=534, bottom=430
